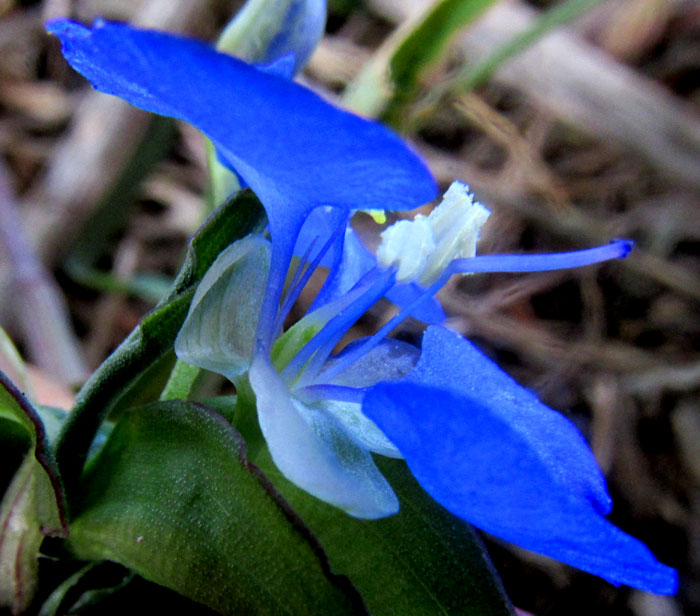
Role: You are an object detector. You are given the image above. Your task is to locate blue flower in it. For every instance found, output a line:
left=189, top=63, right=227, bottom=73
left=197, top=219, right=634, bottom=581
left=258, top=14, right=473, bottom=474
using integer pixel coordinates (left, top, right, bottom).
left=47, top=19, right=677, bottom=594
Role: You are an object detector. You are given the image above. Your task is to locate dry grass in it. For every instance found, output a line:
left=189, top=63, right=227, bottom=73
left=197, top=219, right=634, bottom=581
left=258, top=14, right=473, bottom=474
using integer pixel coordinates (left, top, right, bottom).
left=0, top=0, right=698, bottom=614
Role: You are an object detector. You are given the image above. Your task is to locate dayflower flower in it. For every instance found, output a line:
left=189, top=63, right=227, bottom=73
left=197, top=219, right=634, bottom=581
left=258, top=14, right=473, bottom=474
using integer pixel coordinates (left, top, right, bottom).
left=47, top=19, right=677, bottom=594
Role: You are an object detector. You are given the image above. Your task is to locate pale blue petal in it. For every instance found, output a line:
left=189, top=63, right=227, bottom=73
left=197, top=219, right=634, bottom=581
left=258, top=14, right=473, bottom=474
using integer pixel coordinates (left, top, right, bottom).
left=408, top=326, right=611, bottom=513
left=363, top=382, right=677, bottom=593
left=249, top=352, right=399, bottom=519
left=320, top=399, right=402, bottom=458
left=175, top=235, right=270, bottom=381
left=324, top=337, right=420, bottom=388
left=306, top=337, right=421, bottom=458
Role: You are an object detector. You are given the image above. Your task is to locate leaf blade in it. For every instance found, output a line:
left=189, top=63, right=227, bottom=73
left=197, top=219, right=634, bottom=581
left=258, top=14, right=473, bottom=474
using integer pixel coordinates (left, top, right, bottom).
left=0, top=372, right=68, bottom=613
left=54, top=190, right=266, bottom=498
left=66, top=400, right=365, bottom=616
left=246, top=440, right=515, bottom=615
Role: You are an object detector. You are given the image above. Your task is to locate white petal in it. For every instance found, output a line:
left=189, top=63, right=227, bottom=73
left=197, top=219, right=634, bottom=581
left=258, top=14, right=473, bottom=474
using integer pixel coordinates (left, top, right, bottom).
left=323, top=337, right=420, bottom=388
left=249, top=352, right=398, bottom=519
left=175, top=235, right=270, bottom=380
left=323, top=399, right=402, bottom=458
left=313, top=338, right=421, bottom=458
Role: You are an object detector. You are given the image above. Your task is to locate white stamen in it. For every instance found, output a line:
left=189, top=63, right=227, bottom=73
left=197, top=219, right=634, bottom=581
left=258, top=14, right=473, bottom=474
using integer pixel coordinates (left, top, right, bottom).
left=376, top=216, right=435, bottom=283
left=376, top=181, right=491, bottom=286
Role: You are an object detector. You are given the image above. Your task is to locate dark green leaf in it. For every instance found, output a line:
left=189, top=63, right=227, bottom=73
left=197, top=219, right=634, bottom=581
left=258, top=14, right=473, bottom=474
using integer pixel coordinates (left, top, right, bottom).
left=36, top=406, right=112, bottom=465
left=106, top=351, right=177, bottom=419
left=66, top=400, right=365, bottom=615
left=246, top=434, right=514, bottom=615
left=0, top=418, right=30, bottom=494
left=39, top=563, right=219, bottom=616
left=54, top=190, right=266, bottom=498
left=0, top=372, right=68, bottom=614
left=54, top=569, right=134, bottom=615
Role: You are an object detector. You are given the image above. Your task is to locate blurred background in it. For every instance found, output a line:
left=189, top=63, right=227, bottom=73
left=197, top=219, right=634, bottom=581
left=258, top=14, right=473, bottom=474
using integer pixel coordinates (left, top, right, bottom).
left=0, top=0, right=698, bottom=614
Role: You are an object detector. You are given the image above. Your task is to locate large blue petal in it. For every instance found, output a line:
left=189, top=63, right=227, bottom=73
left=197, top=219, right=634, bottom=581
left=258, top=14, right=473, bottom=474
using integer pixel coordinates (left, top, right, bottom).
left=46, top=20, right=435, bottom=221
left=46, top=19, right=436, bottom=341
left=363, top=382, right=677, bottom=593
left=408, top=326, right=611, bottom=512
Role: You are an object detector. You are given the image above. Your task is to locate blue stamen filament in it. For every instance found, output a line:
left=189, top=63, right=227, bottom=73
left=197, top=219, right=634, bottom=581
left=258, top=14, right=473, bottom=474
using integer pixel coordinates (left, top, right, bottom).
left=285, top=238, right=318, bottom=307
left=316, top=269, right=449, bottom=385
left=274, top=217, right=347, bottom=337
left=448, top=240, right=632, bottom=274
left=296, top=384, right=367, bottom=405
left=295, top=270, right=396, bottom=388
left=317, top=240, right=632, bottom=385
left=257, top=221, right=305, bottom=350
left=280, top=267, right=395, bottom=386
left=275, top=237, right=318, bottom=334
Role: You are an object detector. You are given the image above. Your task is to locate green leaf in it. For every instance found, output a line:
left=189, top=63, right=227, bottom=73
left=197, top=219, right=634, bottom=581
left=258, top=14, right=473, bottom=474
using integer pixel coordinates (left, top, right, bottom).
left=38, top=563, right=97, bottom=616
left=65, top=401, right=365, bottom=615
left=47, top=566, right=134, bottom=615
left=54, top=190, right=266, bottom=499
left=36, top=406, right=112, bottom=465
left=239, top=411, right=514, bottom=615
left=159, top=359, right=202, bottom=401
left=0, top=372, right=69, bottom=614
left=343, top=0, right=499, bottom=121
left=0, top=418, right=29, bottom=495
left=100, top=351, right=177, bottom=420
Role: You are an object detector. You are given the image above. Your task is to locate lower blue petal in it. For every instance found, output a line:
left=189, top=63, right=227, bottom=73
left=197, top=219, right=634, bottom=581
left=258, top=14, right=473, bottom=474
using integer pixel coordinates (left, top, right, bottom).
left=409, top=326, right=611, bottom=512
left=363, top=382, right=677, bottom=593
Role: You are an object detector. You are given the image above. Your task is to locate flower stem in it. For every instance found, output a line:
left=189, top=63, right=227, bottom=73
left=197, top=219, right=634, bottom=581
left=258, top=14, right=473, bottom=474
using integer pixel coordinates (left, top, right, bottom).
left=160, top=359, right=201, bottom=401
